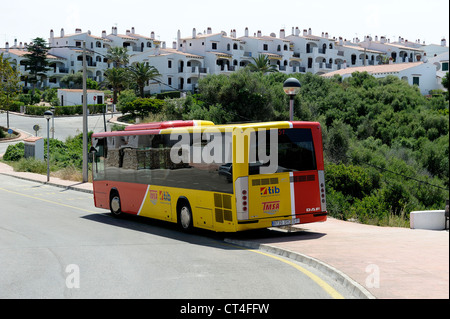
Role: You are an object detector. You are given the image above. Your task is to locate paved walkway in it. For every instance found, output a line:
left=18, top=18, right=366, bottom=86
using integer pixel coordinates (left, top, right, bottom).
left=0, top=161, right=448, bottom=299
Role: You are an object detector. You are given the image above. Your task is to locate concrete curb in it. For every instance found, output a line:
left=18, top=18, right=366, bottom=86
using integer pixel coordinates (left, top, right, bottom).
left=224, top=238, right=376, bottom=299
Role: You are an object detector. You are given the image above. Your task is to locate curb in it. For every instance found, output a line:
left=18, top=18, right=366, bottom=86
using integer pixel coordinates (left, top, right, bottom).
left=224, top=238, right=376, bottom=299
left=0, top=171, right=93, bottom=194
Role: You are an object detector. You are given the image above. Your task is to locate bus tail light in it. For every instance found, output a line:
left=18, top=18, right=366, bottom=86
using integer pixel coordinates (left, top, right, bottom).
left=235, top=177, right=249, bottom=220
left=318, top=170, right=327, bottom=212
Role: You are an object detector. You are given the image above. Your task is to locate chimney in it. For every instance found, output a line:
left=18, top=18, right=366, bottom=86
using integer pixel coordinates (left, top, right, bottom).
left=102, top=30, right=107, bottom=38
left=5, top=42, right=9, bottom=52
left=131, top=27, right=135, bottom=34
left=61, top=28, right=65, bottom=38
left=126, top=30, right=131, bottom=36
left=177, top=29, right=181, bottom=42
left=339, top=37, right=343, bottom=46
left=325, top=32, right=329, bottom=39
left=207, top=27, right=212, bottom=34
left=162, top=41, right=166, bottom=49
left=375, top=35, right=378, bottom=41
left=14, top=38, right=17, bottom=47
left=292, top=27, right=295, bottom=36
left=380, top=36, right=386, bottom=44
left=280, top=29, right=285, bottom=39
left=321, top=32, right=324, bottom=38
left=50, top=29, right=54, bottom=39
left=257, top=30, right=262, bottom=37
left=151, top=31, right=155, bottom=39
left=173, top=41, right=177, bottom=49
left=308, top=28, right=312, bottom=36
left=193, top=28, right=196, bottom=39
left=441, top=38, right=447, bottom=47
left=75, top=28, right=82, bottom=34
left=303, top=29, right=307, bottom=36
left=245, top=27, right=249, bottom=37
left=295, top=27, right=300, bottom=36
left=114, top=27, right=118, bottom=36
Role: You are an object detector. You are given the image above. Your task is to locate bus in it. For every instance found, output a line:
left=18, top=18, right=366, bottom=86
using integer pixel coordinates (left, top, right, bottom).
left=90, top=120, right=327, bottom=232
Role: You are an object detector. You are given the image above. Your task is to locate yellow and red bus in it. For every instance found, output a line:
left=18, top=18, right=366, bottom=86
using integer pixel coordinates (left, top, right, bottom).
left=91, top=120, right=327, bottom=232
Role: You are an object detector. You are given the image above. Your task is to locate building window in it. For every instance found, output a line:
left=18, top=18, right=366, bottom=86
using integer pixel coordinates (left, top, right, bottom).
left=168, top=77, right=172, bottom=86
left=263, top=44, right=268, bottom=51
left=413, top=76, right=420, bottom=86
left=168, top=60, right=172, bottom=68
left=442, top=62, right=449, bottom=71
left=212, top=43, right=217, bottom=50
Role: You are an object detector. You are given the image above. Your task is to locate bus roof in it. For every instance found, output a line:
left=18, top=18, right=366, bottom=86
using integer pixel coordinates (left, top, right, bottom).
left=92, top=120, right=321, bottom=138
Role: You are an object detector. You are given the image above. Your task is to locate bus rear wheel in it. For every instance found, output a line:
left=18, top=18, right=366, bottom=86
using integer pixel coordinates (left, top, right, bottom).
left=178, top=201, right=193, bottom=232
left=110, top=191, right=122, bottom=217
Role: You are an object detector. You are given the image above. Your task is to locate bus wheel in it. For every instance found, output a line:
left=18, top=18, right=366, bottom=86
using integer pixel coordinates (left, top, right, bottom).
left=110, top=191, right=122, bottom=217
left=178, top=201, right=193, bottom=232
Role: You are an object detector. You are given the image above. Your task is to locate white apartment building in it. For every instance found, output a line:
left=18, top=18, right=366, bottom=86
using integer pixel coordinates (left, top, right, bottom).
left=322, top=61, right=438, bottom=95
left=1, top=26, right=447, bottom=95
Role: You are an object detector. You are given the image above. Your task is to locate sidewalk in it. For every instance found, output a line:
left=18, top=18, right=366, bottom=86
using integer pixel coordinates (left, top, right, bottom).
left=0, top=161, right=448, bottom=299
left=227, top=218, right=449, bottom=299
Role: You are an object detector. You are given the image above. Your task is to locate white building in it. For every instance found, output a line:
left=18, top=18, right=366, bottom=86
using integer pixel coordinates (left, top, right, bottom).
left=2, top=26, right=447, bottom=96
left=58, top=89, right=105, bottom=106
left=322, top=61, right=438, bottom=95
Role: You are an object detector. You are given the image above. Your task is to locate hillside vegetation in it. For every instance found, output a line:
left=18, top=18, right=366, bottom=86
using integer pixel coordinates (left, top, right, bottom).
left=129, top=69, right=449, bottom=226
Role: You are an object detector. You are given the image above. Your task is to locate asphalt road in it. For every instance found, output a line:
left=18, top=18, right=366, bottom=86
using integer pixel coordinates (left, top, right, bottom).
left=0, top=174, right=356, bottom=299
left=0, top=112, right=114, bottom=155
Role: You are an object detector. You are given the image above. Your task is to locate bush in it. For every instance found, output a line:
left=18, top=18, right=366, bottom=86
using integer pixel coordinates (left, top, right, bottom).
left=3, top=142, right=24, bottom=161
left=120, top=98, right=164, bottom=118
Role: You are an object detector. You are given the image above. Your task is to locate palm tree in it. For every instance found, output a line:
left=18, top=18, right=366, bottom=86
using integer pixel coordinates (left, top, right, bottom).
left=103, top=67, right=128, bottom=104
left=106, top=47, right=129, bottom=68
left=128, top=62, right=161, bottom=98
left=247, top=54, right=278, bottom=73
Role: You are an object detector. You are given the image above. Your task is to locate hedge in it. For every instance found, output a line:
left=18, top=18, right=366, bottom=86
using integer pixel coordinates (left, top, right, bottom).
left=20, top=104, right=107, bottom=116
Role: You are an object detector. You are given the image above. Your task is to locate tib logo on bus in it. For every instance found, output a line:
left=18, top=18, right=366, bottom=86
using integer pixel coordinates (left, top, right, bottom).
left=260, top=186, right=280, bottom=196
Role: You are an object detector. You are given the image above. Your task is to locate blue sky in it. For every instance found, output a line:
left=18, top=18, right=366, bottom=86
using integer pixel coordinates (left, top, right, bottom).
left=1, top=0, right=448, bottom=47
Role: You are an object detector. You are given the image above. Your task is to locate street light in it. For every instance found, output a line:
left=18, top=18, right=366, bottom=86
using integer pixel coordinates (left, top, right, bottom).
left=283, top=78, right=301, bottom=121
left=50, top=106, right=55, bottom=139
left=44, top=110, right=53, bottom=182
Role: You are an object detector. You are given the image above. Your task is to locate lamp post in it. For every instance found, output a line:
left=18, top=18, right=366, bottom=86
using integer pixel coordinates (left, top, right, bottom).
left=283, top=78, right=301, bottom=121
left=50, top=106, right=55, bottom=139
left=44, top=110, right=53, bottom=182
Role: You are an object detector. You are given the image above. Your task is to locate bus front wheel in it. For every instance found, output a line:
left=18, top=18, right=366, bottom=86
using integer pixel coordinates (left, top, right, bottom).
left=178, top=200, right=193, bottom=232
left=110, top=191, right=122, bottom=217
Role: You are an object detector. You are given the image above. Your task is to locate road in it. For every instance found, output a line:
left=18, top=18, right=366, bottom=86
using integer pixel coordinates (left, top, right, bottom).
left=0, top=174, right=356, bottom=299
left=0, top=112, right=115, bottom=155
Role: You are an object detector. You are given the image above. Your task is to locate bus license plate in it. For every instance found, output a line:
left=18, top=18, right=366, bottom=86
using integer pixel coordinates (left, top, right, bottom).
left=272, top=218, right=300, bottom=227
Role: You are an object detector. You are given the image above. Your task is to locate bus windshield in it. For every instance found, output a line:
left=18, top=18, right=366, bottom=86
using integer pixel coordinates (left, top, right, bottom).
left=249, top=128, right=316, bottom=175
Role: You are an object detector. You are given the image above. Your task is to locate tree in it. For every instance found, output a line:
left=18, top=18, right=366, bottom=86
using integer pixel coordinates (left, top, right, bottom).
left=128, top=62, right=161, bottom=98
left=103, top=67, right=128, bottom=104
left=0, top=53, right=21, bottom=127
left=442, top=72, right=449, bottom=100
left=247, top=54, right=278, bottom=74
left=22, top=37, right=50, bottom=94
left=106, top=47, right=129, bottom=68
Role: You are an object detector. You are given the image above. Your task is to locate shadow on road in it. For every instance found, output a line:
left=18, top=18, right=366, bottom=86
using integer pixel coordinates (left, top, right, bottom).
left=81, top=212, right=326, bottom=250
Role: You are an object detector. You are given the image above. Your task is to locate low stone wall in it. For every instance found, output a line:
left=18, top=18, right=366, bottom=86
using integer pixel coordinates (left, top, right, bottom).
left=410, top=210, right=447, bottom=230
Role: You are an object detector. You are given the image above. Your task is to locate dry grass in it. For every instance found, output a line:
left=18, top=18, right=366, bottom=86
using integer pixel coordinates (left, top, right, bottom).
left=52, top=165, right=92, bottom=183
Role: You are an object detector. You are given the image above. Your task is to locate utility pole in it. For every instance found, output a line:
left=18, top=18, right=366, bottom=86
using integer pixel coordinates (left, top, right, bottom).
left=82, top=41, right=88, bottom=183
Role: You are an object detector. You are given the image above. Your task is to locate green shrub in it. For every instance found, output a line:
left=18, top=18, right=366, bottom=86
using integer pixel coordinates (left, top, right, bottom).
left=14, top=157, right=47, bottom=174
left=3, top=142, right=24, bottom=161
